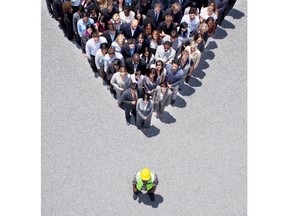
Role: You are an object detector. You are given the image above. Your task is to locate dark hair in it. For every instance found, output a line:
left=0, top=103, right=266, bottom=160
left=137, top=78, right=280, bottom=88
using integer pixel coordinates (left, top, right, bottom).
left=123, top=5, right=131, bottom=11
left=130, top=82, right=138, bottom=90
left=113, top=58, right=121, bottom=65
left=142, top=47, right=152, bottom=60
left=82, top=12, right=89, bottom=18
left=189, top=8, right=197, bottom=15
left=108, top=46, right=115, bottom=54
left=170, top=30, right=178, bottom=39
left=127, top=38, right=135, bottom=44
left=78, top=5, right=84, bottom=13
left=86, top=23, right=95, bottom=30
left=146, top=68, right=158, bottom=82
left=164, top=41, right=172, bottom=46
left=155, top=60, right=164, bottom=74
left=92, top=31, right=99, bottom=38
left=142, top=93, right=151, bottom=101
left=159, top=81, right=168, bottom=87
left=172, top=59, right=180, bottom=66
left=108, top=23, right=116, bottom=31
left=179, top=21, right=188, bottom=29
left=100, top=43, right=109, bottom=50
left=206, top=16, right=215, bottom=23
left=194, top=33, right=203, bottom=41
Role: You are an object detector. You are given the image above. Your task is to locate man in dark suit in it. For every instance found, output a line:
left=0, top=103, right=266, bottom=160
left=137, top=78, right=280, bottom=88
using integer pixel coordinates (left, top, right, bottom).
left=118, top=83, right=141, bottom=125
left=101, top=23, right=118, bottom=46
left=125, top=53, right=146, bottom=75
left=146, top=3, right=164, bottom=27
left=121, top=38, right=142, bottom=59
left=134, top=0, right=152, bottom=16
left=121, top=19, right=143, bottom=40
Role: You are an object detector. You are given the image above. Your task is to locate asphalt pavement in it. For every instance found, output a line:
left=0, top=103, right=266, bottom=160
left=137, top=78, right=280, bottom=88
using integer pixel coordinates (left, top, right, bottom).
left=42, top=1, right=247, bottom=215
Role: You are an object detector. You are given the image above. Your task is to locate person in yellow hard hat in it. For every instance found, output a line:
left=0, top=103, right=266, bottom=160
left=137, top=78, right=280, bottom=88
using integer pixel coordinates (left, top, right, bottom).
left=132, top=168, right=158, bottom=201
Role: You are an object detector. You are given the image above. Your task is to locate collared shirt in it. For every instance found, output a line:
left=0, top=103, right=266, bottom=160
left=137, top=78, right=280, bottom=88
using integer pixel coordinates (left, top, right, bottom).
left=133, top=62, right=139, bottom=73
left=165, top=63, right=184, bottom=87
left=129, top=48, right=135, bottom=57
left=130, top=28, right=135, bottom=37
left=180, top=14, right=200, bottom=33
left=77, top=18, right=95, bottom=37
left=85, top=36, right=108, bottom=58
left=109, top=32, right=116, bottom=42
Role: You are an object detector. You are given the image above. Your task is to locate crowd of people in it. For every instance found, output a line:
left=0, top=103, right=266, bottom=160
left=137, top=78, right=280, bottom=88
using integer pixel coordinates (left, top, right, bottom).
left=45, top=0, right=237, bottom=129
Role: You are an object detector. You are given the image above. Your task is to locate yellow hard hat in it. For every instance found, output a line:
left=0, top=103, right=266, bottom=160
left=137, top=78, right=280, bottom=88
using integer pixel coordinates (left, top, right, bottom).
left=140, top=168, right=151, bottom=181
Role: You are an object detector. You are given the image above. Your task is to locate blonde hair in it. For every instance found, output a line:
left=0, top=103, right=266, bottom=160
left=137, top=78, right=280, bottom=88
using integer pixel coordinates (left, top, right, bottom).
left=112, top=13, right=120, bottom=21
left=115, top=34, right=126, bottom=43
left=190, top=41, right=198, bottom=49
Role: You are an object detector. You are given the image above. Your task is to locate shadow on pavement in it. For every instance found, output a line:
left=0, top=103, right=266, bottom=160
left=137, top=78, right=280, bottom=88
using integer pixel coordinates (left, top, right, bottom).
left=160, top=111, right=176, bottom=124
left=173, top=96, right=187, bottom=108
left=188, top=77, right=202, bottom=87
left=228, top=8, right=245, bottom=19
left=136, top=192, right=164, bottom=208
left=141, top=125, right=160, bottom=137
left=197, top=60, right=209, bottom=70
left=221, top=19, right=235, bottom=29
left=205, top=40, right=218, bottom=50
left=212, top=27, right=228, bottom=40
left=201, top=50, right=215, bottom=61
left=179, top=84, right=196, bottom=96
left=193, top=69, right=206, bottom=79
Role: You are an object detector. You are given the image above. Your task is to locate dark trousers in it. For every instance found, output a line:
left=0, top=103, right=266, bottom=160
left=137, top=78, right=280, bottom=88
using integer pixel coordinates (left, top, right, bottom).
left=89, top=55, right=97, bottom=72
left=123, top=104, right=136, bottom=122
left=45, top=0, right=53, bottom=14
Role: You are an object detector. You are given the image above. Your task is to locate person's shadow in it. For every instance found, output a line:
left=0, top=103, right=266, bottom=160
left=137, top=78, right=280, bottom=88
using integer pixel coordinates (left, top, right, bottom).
left=141, top=125, right=160, bottom=137
left=136, top=192, right=164, bottom=208
left=228, top=8, right=245, bottom=19
left=173, top=96, right=187, bottom=108
left=159, top=111, right=176, bottom=124
left=212, top=27, right=228, bottom=40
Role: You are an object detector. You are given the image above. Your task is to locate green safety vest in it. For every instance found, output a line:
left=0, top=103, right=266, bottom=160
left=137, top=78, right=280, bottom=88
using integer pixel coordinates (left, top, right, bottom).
left=136, top=172, right=154, bottom=191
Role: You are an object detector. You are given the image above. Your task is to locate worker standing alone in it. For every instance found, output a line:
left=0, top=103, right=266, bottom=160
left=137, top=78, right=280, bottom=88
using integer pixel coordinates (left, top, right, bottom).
left=132, top=168, right=158, bottom=201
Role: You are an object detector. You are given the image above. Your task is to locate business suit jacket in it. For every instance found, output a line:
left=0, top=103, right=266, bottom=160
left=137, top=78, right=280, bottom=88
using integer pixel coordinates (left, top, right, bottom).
left=121, top=23, right=143, bottom=40
left=101, top=30, right=119, bottom=46
left=136, top=99, right=154, bottom=128
left=121, top=44, right=142, bottom=59
left=154, top=45, right=176, bottom=65
left=146, top=9, right=164, bottom=27
left=125, top=59, right=147, bottom=75
left=153, top=86, right=172, bottom=107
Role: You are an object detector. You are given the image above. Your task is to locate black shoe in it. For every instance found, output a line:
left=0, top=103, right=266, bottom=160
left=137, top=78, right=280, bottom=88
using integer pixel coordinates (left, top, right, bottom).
left=171, top=99, right=176, bottom=105
left=126, top=119, right=130, bottom=125
left=148, top=193, right=155, bottom=201
left=133, top=192, right=138, bottom=200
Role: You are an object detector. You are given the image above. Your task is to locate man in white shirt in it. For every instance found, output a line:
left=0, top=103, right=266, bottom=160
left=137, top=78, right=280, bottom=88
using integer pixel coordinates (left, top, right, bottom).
left=180, top=8, right=200, bottom=36
left=86, top=31, right=108, bottom=73
left=154, top=41, right=176, bottom=65
left=95, top=43, right=109, bottom=80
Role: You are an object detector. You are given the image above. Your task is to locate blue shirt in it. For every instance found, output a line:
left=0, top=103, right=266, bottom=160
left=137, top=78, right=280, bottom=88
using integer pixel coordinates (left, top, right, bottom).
left=165, top=64, right=184, bottom=87
left=77, top=18, right=95, bottom=37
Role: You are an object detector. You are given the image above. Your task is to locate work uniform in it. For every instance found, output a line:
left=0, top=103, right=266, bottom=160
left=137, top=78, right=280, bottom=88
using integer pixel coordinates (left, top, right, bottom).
left=132, top=172, right=159, bottom=193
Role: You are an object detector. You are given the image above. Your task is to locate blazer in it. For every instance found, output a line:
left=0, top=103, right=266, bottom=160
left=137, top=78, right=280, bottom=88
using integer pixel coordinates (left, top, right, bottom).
left=154, top=45, right=176, bottom=65
left=121, top=23, right=143, bottom=40
left=101, top=30, right=119, bottom=46
left=121, top=44, right=142, bottom=59
left=118, top=87, right=141, bottom=106
left=146, top=9, right=164, bottom=27
left=152, top=85, right=172, bottom=107
left=125, top=58, right=146, bottom=75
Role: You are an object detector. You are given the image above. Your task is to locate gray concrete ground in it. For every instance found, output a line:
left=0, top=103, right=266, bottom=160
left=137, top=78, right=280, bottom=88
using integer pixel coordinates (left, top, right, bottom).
left=42, top=1, right=246, bottom=215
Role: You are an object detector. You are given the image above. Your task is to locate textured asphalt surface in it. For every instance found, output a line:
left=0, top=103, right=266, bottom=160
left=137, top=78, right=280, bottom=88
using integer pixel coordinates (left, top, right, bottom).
left=42, top=1, right=247, bottom=215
